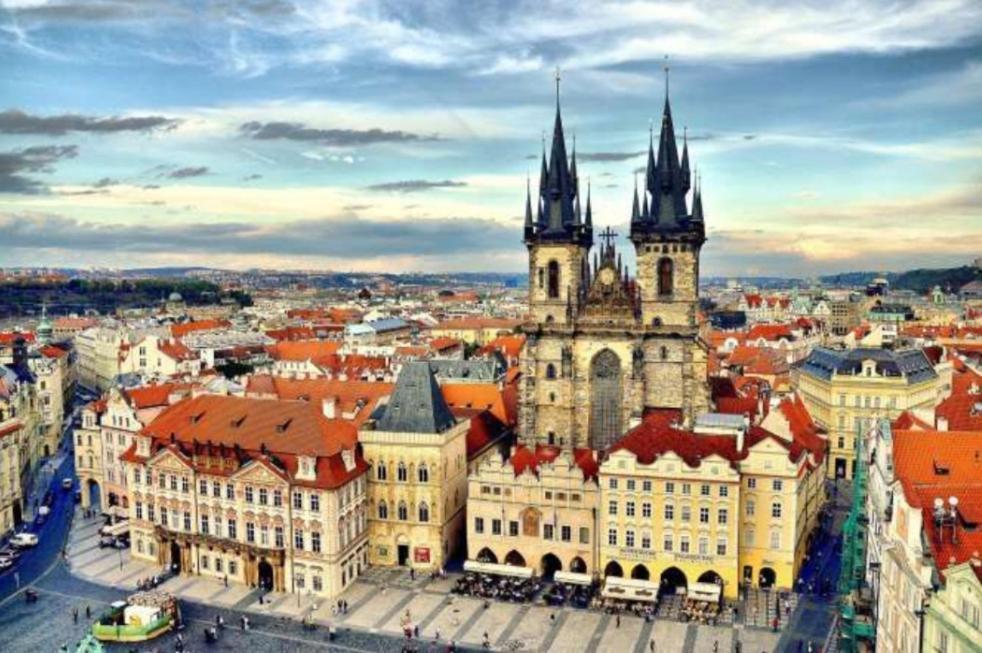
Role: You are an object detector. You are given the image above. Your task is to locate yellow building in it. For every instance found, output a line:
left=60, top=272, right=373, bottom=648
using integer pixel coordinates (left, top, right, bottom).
left=923, top=561, right=982, bottom=653
left=0, top=420, right=25, bottom=536
left=74, top=399, right=106, bottom=509
left=795, top=346, right=941, bottom=479
left=466, top=444, right=599, bottom=575
left=360, top=362, right=470, bottom=570
left=429, top=317, right=522, bottom=347
left=597, top=397, right=826, bottom=597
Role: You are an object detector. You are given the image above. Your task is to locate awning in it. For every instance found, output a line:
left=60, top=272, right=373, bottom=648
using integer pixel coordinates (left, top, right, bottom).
left=102, top=521, right=130, bottom=537
left=601, top=577, right=660, bottom=603
left=463, top=560, right=534, bottom=579
left=554, top=571, right=593, bottom=586
left=688, top=581, right=721, bottom=603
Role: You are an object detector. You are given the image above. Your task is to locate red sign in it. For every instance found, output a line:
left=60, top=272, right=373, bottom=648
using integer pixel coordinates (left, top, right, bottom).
left=414, top=547, right=430, bottom=563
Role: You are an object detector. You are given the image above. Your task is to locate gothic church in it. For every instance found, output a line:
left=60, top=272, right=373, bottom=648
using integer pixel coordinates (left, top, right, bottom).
left=518, top=82, right=712, bottom=450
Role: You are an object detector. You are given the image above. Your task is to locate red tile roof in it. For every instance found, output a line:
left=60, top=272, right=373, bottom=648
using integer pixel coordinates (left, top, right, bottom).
left=244, top=375, right=393, bottom=427
left=264, top=326, right=316, bottom=342
left=747, top=324, right=794, bottom=342
left=124, top=383, right=189, bottom=409
left=170, top=319, right=230, bottom=338
left=266, top=340, right=342, bottom=365
left=509, top=443, right=598, bottom=480
left=0, top=332, right=35, bottom=345
left=40, top=344, right=69, bottom=359
left=434, top=317, right=522, bottom=331
left=441, top=382, right=516, bottom=427
left=477, top=335, right=527, bottom=360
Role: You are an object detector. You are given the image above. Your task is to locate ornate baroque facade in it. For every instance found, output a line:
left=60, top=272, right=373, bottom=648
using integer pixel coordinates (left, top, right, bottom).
left=519, top=85, right=711, bottom=450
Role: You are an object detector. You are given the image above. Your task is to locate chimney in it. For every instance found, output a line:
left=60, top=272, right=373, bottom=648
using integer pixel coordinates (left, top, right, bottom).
left=937, top=416, right=949, bottom=432
left=322, top=396, right=337, bottom=419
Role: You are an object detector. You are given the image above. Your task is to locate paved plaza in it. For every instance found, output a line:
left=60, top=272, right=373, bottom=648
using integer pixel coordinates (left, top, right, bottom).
left=57, top=509, right=787, bottom=652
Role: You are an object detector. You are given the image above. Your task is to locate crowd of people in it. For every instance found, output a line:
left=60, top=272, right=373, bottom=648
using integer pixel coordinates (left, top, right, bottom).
left=542, top=580, right=595, bottom=608
left=452, top=572, right=542, bottom=603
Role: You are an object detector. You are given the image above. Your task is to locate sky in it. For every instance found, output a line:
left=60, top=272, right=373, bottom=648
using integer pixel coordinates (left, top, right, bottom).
left=0, top=0, right=980, bottom=277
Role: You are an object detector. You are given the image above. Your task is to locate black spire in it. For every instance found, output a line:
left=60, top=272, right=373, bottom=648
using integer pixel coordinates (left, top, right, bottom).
left=691, top=171, right=704, bottom=223
left=524, top=175, right=534, bottom=239
left=680, top=126, right=691, bottom=194
left=585, top=180, right=593, bottom=227
left=631, top=174, right=641, bottom=223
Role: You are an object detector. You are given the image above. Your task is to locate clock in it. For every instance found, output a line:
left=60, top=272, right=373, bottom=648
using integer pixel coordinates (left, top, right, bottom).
left=599, top=268, right=615, bottom=285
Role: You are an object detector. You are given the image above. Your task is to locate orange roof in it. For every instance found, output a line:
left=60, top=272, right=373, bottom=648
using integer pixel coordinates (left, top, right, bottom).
left=477, top=335, right=527, bottom=360
left=265, top=326, right=316, bottom=342
left=53, top=317, right=97, bottom=329
left=509, top=443, right=598, bottom=481
left=124, top=382, right=189, bottom=409
left=441, top=382, right=516, bottom=427
left=0, top=332, right=34, bottom=345
left=891, top=410, right=933, bottom=431
left=429, top=337, right=463, bottom=353
left=451, top=407, right=511, bottom=460
left=40, top=344, right=69, bottom=359
left=244, top=375, right=393, bottom=427
left=935, top=366, right=982, bottom=431
left=434, top=317, right=521, bottom=331
left=267, top=340, right=342, bottom=365
left=747, top=324, right=794, bottom=342
left=170, top=319, right=230, bottom=338
left=158, top=339, right=196, bottom=361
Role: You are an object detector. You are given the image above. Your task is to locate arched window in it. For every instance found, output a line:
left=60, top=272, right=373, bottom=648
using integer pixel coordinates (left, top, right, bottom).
left=660, top=346, right=668, bottom=360
left=418, top=464, right=429, bottom=483
left=419, top=502, right=429, bottom=523
left=397, top=501, right=408, bottom=521
left=538, top=267, right=544, bottom=288
left=548, top=260, right=560, bottom=298
left=545, top=363, right=557, bottom=379
left=397, top=462, right=407, bottom=482
left=378, top=501, right=388, bottom=519
left=375, top=462, right=387, bottom=481
left=658, top=258, right=673, bottom=297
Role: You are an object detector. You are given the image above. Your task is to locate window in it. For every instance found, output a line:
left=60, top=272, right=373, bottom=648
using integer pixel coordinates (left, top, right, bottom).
left=626, top=501, right=635, bottom=517
left=475, top=517, right=484, bottom=534
left=181, top=476, right=189, bottom=493
left=492, top=519, right=502, bottom=535
left=665, top=482, right=675, bottom=494
left=418, top=465, right=429, bottom=483
left=561, top=525, right=571, bottom=542
left=716, top=538, right=728, bottom=556
left=246, top=522, right=255, bottom=543
left=642, top=480, right=652, bottom=492
left=273, top=489, right=282, bottom=507
left=135, top=502, right=143, bottom=520
left=663, top=533, right=673, bottom=552
left=769, top=530, right=781, bottom=549
left=609, top=479, right=618, bottom=490
left=310, top=494, right=320, bottom=512
left=700, top=484, right=710, bottom=496
left=681, top=505, right=691, bottom=522
left=293, top=492, right=302, bottom=509
left=626, top=479, right=636, bottom=491
left=771, top=502, right=782, bottom=518
left=664, top=504, right=674, bottom=520
left=397, top=462, right=408, bottom=482
left=420, top=503, right=430, bottom=523
left=148, top=505, right=155, bottom=522
left=679, top=535, right=690, bottom=553
left=259, top=488, right=268, bottom=505
left=226, top=483, right=235, bottom=500
left=641, top=533, right=651, bottom=549
left=625, top=530, right=635, bottom=547
left=200, top=515, right=209, bottom=535
left=376, top=462, right=387, bottom=480
left=397, top=502, right=408, bottom=521
left=657, top=257, right=673, bottom=296
left=134, top=468, right=142, bottom=485
left=681, top=483, right=691, bottom=496
left=158, top=473, right=166, bottom=489
left=160, top=506, right=168, bottom=526
left=294, top=529, right=304, bottom=550
left=772, top=480, right=783, bottom=491
left=199, top=479, right=208, bottom=494
left=719, top=486, right=728, bottom=498
left=313, top=575, right=323, bottom=592
left=718, top=508, right=728, bottom=525
left=547, top=260, right=560, bottom=299
left=543, top=524, right=554, bottom=540
left=275, top=526, right=284, bottom=548
left=228, top=519, right=237, bottom=540
left=311, top=532, right=321, bottom=553
left=698, top=537, right=708, bottom=555
left=746, top=501, right=756, bottom=517
left=642, top=502, right=651, bottom=518
left=747, top=478, right=756, bottom=489
left=579, top=527, right=590, bottom=544
left=378, top=501, right=388, bottom=519
left=744, top=528, right=755, bottom=547
left=545, top=363, right=557, bottom=379
left=608, top=528, right=617, bottom=546
left=245, top=486, right=254, bottom=503
left=201, top=556, right=209, bottom=570
left=698, top=507, right=709, bottom=523
left=608, top=500, right=618, bottom=516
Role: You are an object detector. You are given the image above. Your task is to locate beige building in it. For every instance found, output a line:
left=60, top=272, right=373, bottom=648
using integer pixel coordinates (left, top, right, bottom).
left=76, top=326, right=126, bottom=392
left=0, top=419, right=25, bottom=535
left=429, top=318, right=522, bottom=347
left=31, top=345, right=71, bottom=458
left=121, top=394, right=369, bottom=600
left=119, top=335, right=202, bottom=380
left=466, top=444, right=599, bottom=575
left=923, top=561, right=982, bottom=653
left=796, top=346, right=941, bottom=479
left=360, top=362, right=470, bottom=569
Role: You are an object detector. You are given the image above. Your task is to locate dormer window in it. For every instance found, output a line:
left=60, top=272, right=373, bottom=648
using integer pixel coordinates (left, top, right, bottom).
left=297, top=455, right=316, bottom=481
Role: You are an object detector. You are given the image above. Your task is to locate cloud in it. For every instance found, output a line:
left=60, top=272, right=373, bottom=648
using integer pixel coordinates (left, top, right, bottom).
left=0, top=144, right=78, bottom=194
left=366, top=179, right=467, bottom=193
left=242, top=173, right=263, bottom=181
left=0, top=212, right=518, bottom=260
left=162, top=166, right=210, bottom=179
left=0, top=109, right=180, bottom=135
left=342, top=203, right=372, bottom=211
left=578, top=150, right=645, bottom=162
left=239, top=121, right=440, bottom=147
left=93, top=177, right=119, bottom=188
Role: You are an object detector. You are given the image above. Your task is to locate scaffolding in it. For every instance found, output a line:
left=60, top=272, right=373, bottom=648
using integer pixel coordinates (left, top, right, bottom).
left=837, top=424, right=875, bottom=652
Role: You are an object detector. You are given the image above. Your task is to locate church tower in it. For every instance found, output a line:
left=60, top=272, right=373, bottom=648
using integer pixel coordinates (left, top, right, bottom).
left=524, top=74, right=593, bottom=327
left=630, top=85, right=705, bottom=329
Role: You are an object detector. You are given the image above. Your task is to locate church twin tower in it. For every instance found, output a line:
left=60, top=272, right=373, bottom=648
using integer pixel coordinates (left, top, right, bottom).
left=519, top=80, right=712, bottom=451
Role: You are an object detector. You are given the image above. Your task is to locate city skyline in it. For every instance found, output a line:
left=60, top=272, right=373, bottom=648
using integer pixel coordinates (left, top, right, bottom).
left=1, top=0, right=981, bottom=275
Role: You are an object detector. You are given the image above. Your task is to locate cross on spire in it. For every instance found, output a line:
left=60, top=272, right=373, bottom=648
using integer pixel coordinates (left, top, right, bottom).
left=663, top=55, right=670, bottom=97
left=555, top=65, right=561, bottom=107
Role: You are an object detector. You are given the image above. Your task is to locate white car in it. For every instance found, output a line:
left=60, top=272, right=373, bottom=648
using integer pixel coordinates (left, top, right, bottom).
left=10, top=533, right=39, bottom=548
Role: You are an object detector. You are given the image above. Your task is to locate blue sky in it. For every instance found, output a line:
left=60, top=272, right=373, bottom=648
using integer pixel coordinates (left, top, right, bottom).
left=0, top=0, right=980, bottom=276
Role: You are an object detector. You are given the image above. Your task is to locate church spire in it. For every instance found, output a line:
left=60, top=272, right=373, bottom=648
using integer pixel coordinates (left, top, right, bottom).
left=691, top=171, right=705, bottom=223
left=680, top=126, right=691, bottom=194
left=585, top=179, right=593, bottom=227
left=631, top=174, right=641, bottom=223
left=524, top=174, right=534, bottom=239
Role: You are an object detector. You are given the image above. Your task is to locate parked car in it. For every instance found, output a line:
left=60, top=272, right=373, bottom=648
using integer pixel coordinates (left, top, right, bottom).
left=62, top=478, right=73, bottom=490
left=10, top=533, right=39, bottom=548
left=0, top=548, right=20, bottom=563
left=0, top=558, right=13, bottom=571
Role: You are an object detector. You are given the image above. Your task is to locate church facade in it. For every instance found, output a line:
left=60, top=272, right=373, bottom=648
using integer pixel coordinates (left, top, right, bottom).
left=518, top=87, right=712, bottom=451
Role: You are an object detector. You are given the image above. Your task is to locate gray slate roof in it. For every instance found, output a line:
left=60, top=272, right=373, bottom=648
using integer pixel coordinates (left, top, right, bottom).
left=800, top=347, right=937, bottom=384
left=377, top=361, right=456, bottom=434
left=429, top=356, right=505, bottom=382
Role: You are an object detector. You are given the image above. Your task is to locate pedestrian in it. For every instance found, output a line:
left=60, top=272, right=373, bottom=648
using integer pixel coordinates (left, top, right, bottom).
left=713, top=641, right=718, bottom=653
left=734, top=642, right=741, bottom=653
left=240, top=615, right=246, bottom=630
left=410, top=568, right=415, bottom=580
left=85, top=605, right=90, bottom=619
left=224, top=574, right=228, bottom=588
left=415, top=625, right=420, bottom=638
left=649, top=639, right=655, bottom=652
left=343, top=599, right=348, bottom=613
left=772, top=616, right=779, bottom=632
left=550, top=613, right=555, bottom=624
left=616, top=613, right=621, bottom=628
left=435, top=628, right=441, bottom=641
left=73, top=607, right=78, bottom=623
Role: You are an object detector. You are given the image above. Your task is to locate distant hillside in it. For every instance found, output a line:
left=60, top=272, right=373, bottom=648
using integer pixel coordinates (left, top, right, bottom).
left=891, top=265, right=980, bottom=294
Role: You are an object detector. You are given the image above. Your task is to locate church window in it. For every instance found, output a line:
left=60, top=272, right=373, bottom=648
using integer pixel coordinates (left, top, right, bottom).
left=657, top=258, right=673, bottom=296
left=538, top=267, right=544, bottom=288
left=418, top=464, right=429, bottom=483
left=545, top=363, right=557, bottom=379
left=375, top=462, right=387, bottom=481
left=397, top=462, right=407, bottom=482
left=660, top=346, right=668, bottom=360
left=547, top=260, right=560, bottom=298
left=548, top=431, right=556, bottom=445
left=397, top=502, right=408, bottom=521
left=652, top=317, right=662, bottom=326
left=378, top=501, right=388, bottom=519
left=419, top=502, right=429, bottom=523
